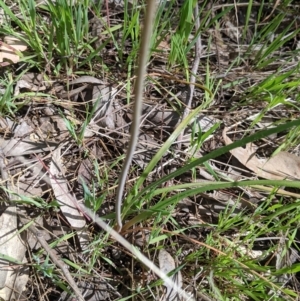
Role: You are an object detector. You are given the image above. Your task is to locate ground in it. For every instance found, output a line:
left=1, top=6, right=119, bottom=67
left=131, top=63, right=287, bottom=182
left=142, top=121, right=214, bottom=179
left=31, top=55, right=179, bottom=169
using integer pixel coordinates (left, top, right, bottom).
left=0, top=0, right=300, bottom=300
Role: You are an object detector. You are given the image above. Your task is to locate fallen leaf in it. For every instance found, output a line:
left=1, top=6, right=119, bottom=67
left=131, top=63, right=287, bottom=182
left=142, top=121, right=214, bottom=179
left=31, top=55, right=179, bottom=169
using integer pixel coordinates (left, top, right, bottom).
left=49, top=146, right=86, bottom=230
left=92, top=85, right=117, bottom=130
left=158, top=249, right=183, bottom=301
left=0, top=117, right=65, bottom=168
left=133, top=133, right=161, bottom=169
left=223, top=128, right=300, bottom=180
left=0, top=205, right=29, bottom=300
left=0, top=138, right=58, bottom=156
left=14, top=73, right=49, bottom=96
left=4, top=35, right=27, bottom=51
left=0, top=35, right=27, bottom=65
left=0, top=156, right=29, bottom=301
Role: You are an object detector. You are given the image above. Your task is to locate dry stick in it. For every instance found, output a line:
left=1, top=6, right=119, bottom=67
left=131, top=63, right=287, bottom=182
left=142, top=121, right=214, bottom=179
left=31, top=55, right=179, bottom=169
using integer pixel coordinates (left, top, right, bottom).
left=177, top=2, right=201, bottom=148
left=115, top=1, right=157, bottom=230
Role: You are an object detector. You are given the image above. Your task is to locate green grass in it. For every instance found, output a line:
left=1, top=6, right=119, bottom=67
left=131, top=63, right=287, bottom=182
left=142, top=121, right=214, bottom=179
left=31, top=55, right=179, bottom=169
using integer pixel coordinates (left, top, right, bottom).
left=1, top=0, right=300, bottom=300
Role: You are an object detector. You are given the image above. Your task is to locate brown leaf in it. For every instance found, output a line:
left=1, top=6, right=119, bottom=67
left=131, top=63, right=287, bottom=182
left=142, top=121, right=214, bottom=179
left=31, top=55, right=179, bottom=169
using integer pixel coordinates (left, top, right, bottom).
left=0, top=137, right=58, bottom=156
left=133, top=133, right=161, bottom=169
left=0, top=156, right=28, bottom=300
left=158, top=249, right=183, bottom=301
left=0, top=205, right=28, bottom=300
left=223, top=128, right=300, bottom=180
left=0, top=36, right=27, bottom=64
left=14, top=73, right=49, bottom=96
left=49, top=147, right=86, bottom=230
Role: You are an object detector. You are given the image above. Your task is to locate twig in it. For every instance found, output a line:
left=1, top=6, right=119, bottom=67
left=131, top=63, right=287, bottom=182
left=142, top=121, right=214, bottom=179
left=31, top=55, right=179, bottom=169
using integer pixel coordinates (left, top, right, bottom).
left=177, top=2, right=201, bottom=148
left=115, top=1, right=157, bottom=231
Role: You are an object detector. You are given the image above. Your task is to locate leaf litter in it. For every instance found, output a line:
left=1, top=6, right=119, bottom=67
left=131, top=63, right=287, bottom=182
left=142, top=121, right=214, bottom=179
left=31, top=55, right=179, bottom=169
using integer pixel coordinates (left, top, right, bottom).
left=158, top=249, right=183, bottom=301
left=223, top=127, right=300, bottom=180
left=0, top=0, right=300, bottom=300
left=0, top=35, right=27, bottom=66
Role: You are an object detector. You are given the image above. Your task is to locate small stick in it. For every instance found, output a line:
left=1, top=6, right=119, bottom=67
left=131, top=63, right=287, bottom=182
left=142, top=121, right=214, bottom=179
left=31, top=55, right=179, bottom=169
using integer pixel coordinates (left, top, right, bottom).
left=115, top=1, right=157, bottom=230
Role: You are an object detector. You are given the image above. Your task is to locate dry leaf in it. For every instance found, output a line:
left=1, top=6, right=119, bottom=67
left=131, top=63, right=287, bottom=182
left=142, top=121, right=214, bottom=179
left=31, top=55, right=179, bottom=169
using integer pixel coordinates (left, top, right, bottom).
left=0, top=36, right=27, bottom=64
left=14, top=73, right=49, bottom=96
left=133, top=133, right=160, bottom=169
left=142, top=103, right=180, bottom=127
left=0, top=118, right=59, bottom=156
left=78, top=157, right=94, bottom=186
left=0, top=43, right=20, bottom=64
left=50, top=147, right=89, bottom=249
left=92, top=86, right=117, bottom=130
left=50, top=146, right=86, bottom=230
left=14, top=156, right=46, bottom=197
left=158, top=249, right=183, bottom=301
left=0, top=205, right=28, bottom=300
left=0, top=137, right=58, bottom=156
left=84, top=86, right=117, bottom=137
left=223, top=128, right=300, bottom=180
left=4, top=35, right=27, bottom=51
left=37, top=115, right=69, bottom=141
left=0, top=156, right=28, bottom=300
